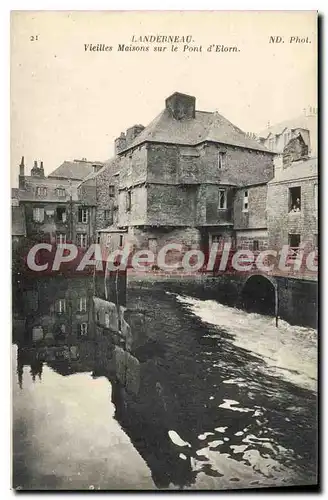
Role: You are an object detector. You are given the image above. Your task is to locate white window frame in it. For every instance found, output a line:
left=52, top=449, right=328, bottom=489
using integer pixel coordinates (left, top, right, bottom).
left=80, top=323, right=88, bottom=336
left=77, top=233, right=87, bottom=248
left=57, top=188, right=66, bottom=198
left=33, top=207, right=44, bottom=222
left=57, top=298, right=66, bottom=314
left=218, top=189, right=227, bottom=210
left=243, top=190, right=249, bottom=212
left=79, top=208, right=89, bottom=223
left=79, top=297, right=87, bottom=312
left=36, top=187, right=47, bottom=197
left=56, top=233, right=67, bottom=246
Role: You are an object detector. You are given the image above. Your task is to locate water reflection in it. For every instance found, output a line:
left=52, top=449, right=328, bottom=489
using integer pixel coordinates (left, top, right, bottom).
left=12, top=276, right=317, bottom=490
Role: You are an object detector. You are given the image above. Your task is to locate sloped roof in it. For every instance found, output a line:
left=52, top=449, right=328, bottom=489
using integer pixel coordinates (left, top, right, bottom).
left=78, top=157, right=121, bottom=186
left=120, top=108, right=271, bottom=153
left=12, top=206, right=26, bottom=236
left=48, top=160, right=103, bottom=181
left=269, top=157, right=317, bottom=184
left=258, top=114, right=317, bottom=140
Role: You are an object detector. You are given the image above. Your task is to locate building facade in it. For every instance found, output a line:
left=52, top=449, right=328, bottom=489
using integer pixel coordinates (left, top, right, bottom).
left=102, top=92, right=276, bottom=253
left=12, top=157, right=102, bottom=249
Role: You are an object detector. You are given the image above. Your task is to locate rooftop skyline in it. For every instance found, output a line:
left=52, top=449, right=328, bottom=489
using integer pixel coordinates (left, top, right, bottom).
left=11, top=11, right=317, bottom=185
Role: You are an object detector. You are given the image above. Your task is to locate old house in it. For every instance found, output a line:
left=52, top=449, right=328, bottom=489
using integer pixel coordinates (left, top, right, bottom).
left=107, top=92, right=276, bottom=254
left=12, top=157, right=102, bottom=249
left=267, top=134, right=318, bottom=259
left=258, top=106, right=317, bottom=156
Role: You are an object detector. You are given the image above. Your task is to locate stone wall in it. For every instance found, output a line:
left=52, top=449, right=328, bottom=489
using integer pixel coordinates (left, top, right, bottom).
left=234, top=184, right=268, bottom=231
left=267, top=178, right=318, bottom=251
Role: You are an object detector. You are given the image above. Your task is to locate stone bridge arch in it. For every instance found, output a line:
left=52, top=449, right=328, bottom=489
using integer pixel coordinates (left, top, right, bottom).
left=241, top=274, right=278, bottom=320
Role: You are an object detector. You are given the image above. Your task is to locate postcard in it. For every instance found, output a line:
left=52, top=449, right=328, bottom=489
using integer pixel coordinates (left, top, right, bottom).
left=11, top=10, right=318, bottom=491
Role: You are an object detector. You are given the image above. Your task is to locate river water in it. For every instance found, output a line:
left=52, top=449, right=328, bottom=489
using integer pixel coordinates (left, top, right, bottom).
left=12, top=279, right=317, bottom=490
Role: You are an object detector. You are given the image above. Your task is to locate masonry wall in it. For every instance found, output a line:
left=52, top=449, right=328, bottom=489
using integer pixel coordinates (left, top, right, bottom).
left=95, top=169, right=119, bottom=232
left=233, top=184, right=268, bottom=230
left=146, top=142, right=275, bottom=187
left=118, top=184, right=148, bottom=227
left=119, top=145, right=148, bottom=188
left=267, top=178, right=318, bottom=251
left=22, top=202, right=96, bottom=246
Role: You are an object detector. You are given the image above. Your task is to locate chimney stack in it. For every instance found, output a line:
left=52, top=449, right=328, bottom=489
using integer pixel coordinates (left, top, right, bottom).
left=19, top=156, right=25, bottom=177
left=19, top=156, right=25, bottom=189
left=39, top=161, right=45, bottom=177
left=165, top=92, right=196, bottom=120
left=125, top=124, right=145, bottom=146
left=115, top=132, right=127, bottom=155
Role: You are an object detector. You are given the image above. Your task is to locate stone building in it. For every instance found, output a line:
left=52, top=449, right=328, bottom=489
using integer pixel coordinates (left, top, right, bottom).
left=12, top=157, right=102, bottom=248
left=105, top=92, right=276, bottom=254
left=258, top=106, right=317, bottom=156
left=267, top=135, right=318, bottom=258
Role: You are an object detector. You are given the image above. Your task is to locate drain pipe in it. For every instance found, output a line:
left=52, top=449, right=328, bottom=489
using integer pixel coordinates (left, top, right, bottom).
left=274, top=282, right=279, bottom=327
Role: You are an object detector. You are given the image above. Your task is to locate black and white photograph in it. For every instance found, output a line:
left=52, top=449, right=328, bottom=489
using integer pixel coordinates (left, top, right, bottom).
left=11, top=10, right=318, bottom=491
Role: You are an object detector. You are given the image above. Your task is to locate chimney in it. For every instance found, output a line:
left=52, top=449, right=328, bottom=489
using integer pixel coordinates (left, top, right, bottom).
left=31, top=160, right=39, bottom=177
left=115, top=132, right=127, bottom=155
left=19, top=156, right=25, bottom=189
left=126, top=124, right=145, bottom=145
left=19, top=156, right=25, bottom=177
left=39, top=161, right=45, bottom=177
left=165, top=92, right=196, bottom=120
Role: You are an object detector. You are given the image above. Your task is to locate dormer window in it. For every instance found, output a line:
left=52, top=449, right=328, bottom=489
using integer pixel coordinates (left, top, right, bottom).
left=218, top=152, right=226, bottom=169
left=268, top=137, right=275, bottom=151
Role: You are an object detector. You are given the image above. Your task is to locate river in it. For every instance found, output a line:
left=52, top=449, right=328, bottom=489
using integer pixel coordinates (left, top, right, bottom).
left=12, top=278, right=317, bottom=490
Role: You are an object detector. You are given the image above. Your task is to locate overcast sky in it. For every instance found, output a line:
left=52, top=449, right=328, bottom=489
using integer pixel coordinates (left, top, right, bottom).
left=11, top=11, right=317, bottom=185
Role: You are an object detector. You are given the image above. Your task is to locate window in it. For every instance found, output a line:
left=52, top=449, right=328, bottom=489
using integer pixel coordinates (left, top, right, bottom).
left=109, top=185, right=115, bottom=198
left=57, top=188, right=66, bottom=197
left=97, top=233, right=101, bottom=244
left=119, top=235, right=124, bottom=247
left=55, top=298, right=66, bottom=314
left=80, top=323, right=88, bottom=336
left=243, top=190, right=249, bottom=212
left=104, top=209, right=112, bottom=222
left=56, top=207, right=67, bottom=222
left=253, top=240, right=259, bottom=251
left=36, top=187, right=47, bottom=197
left=289, top=186, right=301, bottom=212
left=218, top=152, right=225, bottom=169
left=105, top=313, right=110, bottom=328
left=33, top=207, right=44, bottom=222
left=78, top=207, right=89, bottom=223
left=218, top=189, right=227, bottom=209
left=56, top=233, right=66, bottom=246
left=79, top=297, right=87, bottom=312
left=288, top=233, right=301, bottom=248
left=268, top=137, right=275, bottom=151
left=76, top=233, right=87, bottom=248
left=126, top=191, right=131, bottom=211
